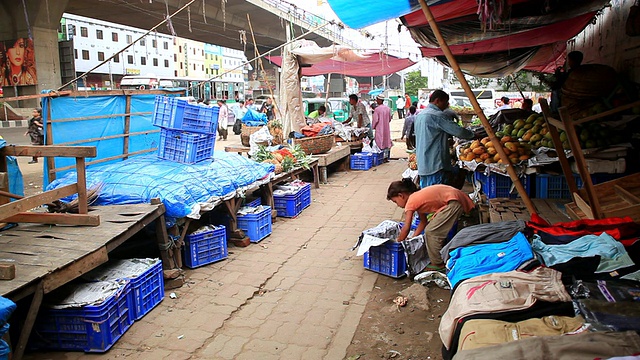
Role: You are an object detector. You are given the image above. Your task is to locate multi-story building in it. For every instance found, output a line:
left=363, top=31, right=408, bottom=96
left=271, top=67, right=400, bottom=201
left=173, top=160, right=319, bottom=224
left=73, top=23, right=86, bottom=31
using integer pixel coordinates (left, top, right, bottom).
left=174, top=38, right=206, bottom=79
left=60, top=13, right=174, bottom=89
left=58, top=14, right=248, bottom=89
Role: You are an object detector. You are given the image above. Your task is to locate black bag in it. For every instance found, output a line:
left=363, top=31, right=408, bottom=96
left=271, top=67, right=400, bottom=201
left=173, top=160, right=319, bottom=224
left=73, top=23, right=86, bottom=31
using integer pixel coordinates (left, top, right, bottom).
left=232, top=118, right=242, bottom=135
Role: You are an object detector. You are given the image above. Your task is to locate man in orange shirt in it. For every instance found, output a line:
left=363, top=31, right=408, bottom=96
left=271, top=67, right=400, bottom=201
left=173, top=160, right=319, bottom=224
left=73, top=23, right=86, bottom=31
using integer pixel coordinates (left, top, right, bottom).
left=404, top=93, right=412, bottom=115
left=387, top=179, right=475, bottom=271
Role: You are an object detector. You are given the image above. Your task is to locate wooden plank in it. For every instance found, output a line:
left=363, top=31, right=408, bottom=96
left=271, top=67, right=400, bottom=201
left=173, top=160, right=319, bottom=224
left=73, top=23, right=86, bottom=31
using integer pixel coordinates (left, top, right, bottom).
left=559, top=107, right=602, bottom=218
left=0, top=91, right=73, bottom=103
left=574, top=99, right=640, bottom=125
left=312, top=145, right=350, bottom=167
left=547, top=117, right=565, bottom=131
left=0, top=145, right=96, bottom=158
left=57, top=129, right=159, bottom=147
left=0, top=171, right=8, bottom=206
left=565, top=202, right=582, bottom=221
left=3, top=212, right=100, bottom=226
left=42, top=247, right=109, bottom=293
left=0, top=264, right=15, bottom=280
left=13, top=281, right=43, bottom=360
left=50, top=148, right=156, bottom=175
left=123, top=95, right=132, bottom=160
left=49, top=111, right=150, bottom=123
left=0, top=184, right=77, bottom=222
left=224, top=145, right=250, bottom=153
left=573, top=193, right=595, bottom=219
left=541, top=99, right=578, bottom=195
left=613, top=185, right=640, bottom=205
left=76, top=157, right=88, bottom=214
left=603, top=204, right=640, bottom=220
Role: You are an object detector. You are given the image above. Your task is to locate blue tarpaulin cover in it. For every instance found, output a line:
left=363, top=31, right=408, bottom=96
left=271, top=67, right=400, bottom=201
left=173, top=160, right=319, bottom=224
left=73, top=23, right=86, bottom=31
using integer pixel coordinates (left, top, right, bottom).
left=46, top=151, right=274, bottom=220
left=0, top=296, right=16, bottom=359
left=0, top=139, right=24, bottom=198
left=241, top=108, right=268, bottom=126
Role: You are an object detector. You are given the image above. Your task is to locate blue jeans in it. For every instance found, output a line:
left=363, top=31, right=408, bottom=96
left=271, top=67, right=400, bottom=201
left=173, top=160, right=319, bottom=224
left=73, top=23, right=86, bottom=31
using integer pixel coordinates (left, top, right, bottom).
left=420, top=171, right=446, bottom=189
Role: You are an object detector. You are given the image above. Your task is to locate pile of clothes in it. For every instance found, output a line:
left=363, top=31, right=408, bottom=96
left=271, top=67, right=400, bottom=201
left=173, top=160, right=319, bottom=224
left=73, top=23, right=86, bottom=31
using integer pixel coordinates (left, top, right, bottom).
left=437, top=215, right=640, bottom=360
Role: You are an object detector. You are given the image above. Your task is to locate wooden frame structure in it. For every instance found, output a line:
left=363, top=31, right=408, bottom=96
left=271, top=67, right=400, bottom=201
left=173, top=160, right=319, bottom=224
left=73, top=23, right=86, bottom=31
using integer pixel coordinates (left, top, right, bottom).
left=0, top=145, right=99, bottom=226
left=540, top=98, right=640, bottom=221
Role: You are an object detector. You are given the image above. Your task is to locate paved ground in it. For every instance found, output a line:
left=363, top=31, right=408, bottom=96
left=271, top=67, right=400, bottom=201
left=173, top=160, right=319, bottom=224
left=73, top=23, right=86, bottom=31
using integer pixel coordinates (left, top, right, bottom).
left=9, top=116, right=416, bottom=359
left=24, top=159, right=408, bottom=360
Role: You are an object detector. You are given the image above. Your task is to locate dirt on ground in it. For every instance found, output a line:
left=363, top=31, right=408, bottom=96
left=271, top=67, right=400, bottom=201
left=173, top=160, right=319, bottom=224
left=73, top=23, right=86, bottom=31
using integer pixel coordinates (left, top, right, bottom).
left=345, top=275, right=451, bottom=360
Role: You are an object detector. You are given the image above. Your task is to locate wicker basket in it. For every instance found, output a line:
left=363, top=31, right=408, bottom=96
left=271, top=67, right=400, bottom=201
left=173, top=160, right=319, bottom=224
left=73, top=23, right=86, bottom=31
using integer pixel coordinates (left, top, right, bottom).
left=294, top=134, right=335, bottom=155
left=241, top=125, right=264, bottom=147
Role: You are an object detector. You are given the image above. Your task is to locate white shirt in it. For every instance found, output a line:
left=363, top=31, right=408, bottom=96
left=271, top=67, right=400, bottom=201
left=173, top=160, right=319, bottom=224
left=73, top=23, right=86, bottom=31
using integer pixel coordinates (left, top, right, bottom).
left=218, top=104, right=229, bottom=128
left=396, top=97, right=406, bottom=110
left=532, top=104, right=542, bottom=113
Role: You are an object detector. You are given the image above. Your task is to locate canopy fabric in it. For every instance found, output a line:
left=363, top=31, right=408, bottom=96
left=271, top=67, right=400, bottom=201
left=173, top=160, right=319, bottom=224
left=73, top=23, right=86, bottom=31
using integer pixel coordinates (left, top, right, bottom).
left=327, top=0, right=609, bottom=77
left=418, top=12, right=596, bottom=57
left=266, top=53, right=416, bottom=77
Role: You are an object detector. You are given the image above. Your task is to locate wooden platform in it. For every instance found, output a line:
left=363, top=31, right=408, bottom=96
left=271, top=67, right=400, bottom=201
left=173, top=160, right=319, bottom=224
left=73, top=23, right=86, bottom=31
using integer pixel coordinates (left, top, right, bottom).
left=0, top=203, right=167, bottom=359
left=488, top=198, right=572, bottom=224
left=312, top=145, right=350, bottom=183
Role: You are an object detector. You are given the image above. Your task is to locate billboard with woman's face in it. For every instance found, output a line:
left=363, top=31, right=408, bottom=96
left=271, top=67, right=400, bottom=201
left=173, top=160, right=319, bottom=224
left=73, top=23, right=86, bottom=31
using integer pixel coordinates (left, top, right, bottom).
left=0, top=38, right=37, bottom=86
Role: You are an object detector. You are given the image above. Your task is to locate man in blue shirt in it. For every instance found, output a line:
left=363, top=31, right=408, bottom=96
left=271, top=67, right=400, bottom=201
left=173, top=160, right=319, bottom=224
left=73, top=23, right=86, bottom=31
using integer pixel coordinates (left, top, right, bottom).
left=414, top=90, right=474, bottom=188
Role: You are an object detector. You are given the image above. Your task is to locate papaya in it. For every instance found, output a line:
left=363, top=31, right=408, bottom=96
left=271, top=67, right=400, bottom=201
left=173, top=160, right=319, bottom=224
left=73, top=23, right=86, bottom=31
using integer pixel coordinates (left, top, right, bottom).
left=526, top=114, right=538, bottom=123
left=519, top=154, right=530, bottom=161
left=484, top=158, right=493, bottom=164
left=470, top=140, right=481, bottom=149
left=486, top=147, right=497, bottom=155
left=485, top=141, right=494, bottom=148
left=504, top=142, right=518, bottom=152
left=513, top=120, right=525, bottom=129
left=495, top=131, right=505, bottom=138
left=501, top=136, right=513, bottom=143
left=530, top=134, right=542, bottom=142
left=533, top=118, right=545, bottom=126
left=503, top=125, right=514, bottom=135
left=523, top=124, right=533, bottom=130
left=480, top=137, right=490, bottom=145
left=480, top=153, right=490, bottom=160
left=472, top=147, right=486, bottom=155
left=493, top=153, right=501, bottom=162
left=516, top=129, right=526, bottom=138
left=522, top=132, right=534, bottom=142
left=531, top=125, right=541, bottom=134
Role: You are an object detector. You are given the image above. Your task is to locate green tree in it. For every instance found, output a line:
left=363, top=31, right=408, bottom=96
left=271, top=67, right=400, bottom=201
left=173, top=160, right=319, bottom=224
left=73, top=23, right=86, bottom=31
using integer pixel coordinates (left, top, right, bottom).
left=404, top=71, right=428, bottom=97
left=454, top=74, right=491, bottom=89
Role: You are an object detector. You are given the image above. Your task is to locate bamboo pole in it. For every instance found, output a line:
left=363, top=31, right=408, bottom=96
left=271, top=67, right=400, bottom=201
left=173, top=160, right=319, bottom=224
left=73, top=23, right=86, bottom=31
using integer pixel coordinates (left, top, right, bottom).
left=417, top=0, right=537, bottom=215
left=247, top=14, right=280, bottom=119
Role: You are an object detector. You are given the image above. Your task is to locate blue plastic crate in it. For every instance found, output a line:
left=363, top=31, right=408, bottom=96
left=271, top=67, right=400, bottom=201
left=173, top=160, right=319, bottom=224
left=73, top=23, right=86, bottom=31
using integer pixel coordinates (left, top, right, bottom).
left=535, top=173, right=624, bottom=199
left=152, top=96, right=219, bottom=134
left=473, top=172, right=532, bottom=199
left=157, top=128, right=215, bottom=164
left=370, top=152, right=384, bottom=166
left=184, top=226, right=228, bottom=268
left=299, top=183, right=312, bottom=209
left=244, top=197, right=261, bottom=208
left=130, top=260, right=164, bottom=321
left=30, top=282, right=134, bottom=352
left=350, top=153, right=373, bottom=170
left=237, top=206, right=272, bottom=243
left=363, top=241, right=407, bottom=278
left=274, top=190, right=303, bottom=217
left=400, top=216, right=458, bottom=239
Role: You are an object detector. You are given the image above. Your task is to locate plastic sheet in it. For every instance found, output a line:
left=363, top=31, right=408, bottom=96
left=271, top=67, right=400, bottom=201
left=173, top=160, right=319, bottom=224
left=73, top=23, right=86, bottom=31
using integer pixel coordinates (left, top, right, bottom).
left=0, top=139, right=24, bottom=198
left=241, top=108, right=267, bottom=126
left=41, top=92, right=162, bottom=186
left=46, top=151, right=274, bottom=221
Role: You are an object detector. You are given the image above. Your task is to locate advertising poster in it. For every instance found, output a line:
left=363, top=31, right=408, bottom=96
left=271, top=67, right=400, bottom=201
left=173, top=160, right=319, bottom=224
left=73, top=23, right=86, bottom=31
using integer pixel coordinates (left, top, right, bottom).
left=1, top=38, right=37, bottom=86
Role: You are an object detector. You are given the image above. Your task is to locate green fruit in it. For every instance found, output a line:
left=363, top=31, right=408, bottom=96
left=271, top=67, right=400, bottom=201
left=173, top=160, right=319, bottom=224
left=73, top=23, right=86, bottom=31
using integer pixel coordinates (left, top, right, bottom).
left=526, top=114, right=538, bottom=124
left=580, top=130, right=590, bottom=142
left=503, top=125, right=514, bottom=134
left=559, top=131, right=568, bottom=142
left=562, top=141, right=571, bottom=150
left=531, top=125, right=541, bottom=134
left=530, top=134, right=542, bottom=142
left=523, top=123, right=533, bottom=130
left=544, top=132, right=553, bottom=140
left=517, top=129, right=526, bottom=138
left=495, top=131, right=505, bottom=138
left=513, top=120, right=525, bottom=129
left=534, top=118, right=545, bottom=126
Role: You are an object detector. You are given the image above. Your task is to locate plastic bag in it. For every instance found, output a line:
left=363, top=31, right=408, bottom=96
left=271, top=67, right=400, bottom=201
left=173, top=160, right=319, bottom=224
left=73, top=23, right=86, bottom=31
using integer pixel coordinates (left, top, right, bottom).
left=248, top=126, right=273, bottom=155
left=241, top=108, right=268, bottom=126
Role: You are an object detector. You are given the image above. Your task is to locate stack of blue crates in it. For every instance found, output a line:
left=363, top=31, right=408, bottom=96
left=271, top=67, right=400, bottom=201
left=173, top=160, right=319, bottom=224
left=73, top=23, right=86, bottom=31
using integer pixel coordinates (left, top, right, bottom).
left=473, top=172, right=532, bottom=199
left=30, top=258, right=166, bottom=352
left=153, top=96, right=219, bottom=164
left=273, top=182, right=312, bottom=218
left=30, top=282, right=135, bottom=352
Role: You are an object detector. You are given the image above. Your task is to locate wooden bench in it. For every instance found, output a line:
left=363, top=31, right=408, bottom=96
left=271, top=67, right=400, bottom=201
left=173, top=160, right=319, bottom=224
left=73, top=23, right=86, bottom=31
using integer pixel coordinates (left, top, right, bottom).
left=224, top=144, right=251, bottom=156
left=312, top=145, right=350, bottom=183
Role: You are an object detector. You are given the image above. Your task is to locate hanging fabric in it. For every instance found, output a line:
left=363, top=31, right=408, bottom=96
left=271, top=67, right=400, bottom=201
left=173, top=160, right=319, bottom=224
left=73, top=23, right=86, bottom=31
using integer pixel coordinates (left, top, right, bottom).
left=626, top=0, right=640, bottom=36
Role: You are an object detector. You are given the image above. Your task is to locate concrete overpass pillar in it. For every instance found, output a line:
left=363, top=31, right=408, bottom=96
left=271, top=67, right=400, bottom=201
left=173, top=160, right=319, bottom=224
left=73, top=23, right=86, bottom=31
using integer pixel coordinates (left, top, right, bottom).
left=0, top=0, right=68, bottom=107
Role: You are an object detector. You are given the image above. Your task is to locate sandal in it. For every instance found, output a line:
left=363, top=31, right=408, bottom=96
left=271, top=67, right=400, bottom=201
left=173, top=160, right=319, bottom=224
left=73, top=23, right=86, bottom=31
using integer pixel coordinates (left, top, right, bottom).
left=425, top=264, right=446, bottom=272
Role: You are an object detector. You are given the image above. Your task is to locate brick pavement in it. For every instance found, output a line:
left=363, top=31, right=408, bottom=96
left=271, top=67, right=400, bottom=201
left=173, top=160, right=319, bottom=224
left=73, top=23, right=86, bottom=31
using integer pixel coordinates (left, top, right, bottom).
left=26, top=159, right=408, bottom=360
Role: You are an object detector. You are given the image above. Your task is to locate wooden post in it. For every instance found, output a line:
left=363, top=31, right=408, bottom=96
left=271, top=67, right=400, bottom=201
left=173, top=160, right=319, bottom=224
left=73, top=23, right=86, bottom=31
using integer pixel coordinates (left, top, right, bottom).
left=13, top=282, right=44, bottom=360
left=45, top=98, right=56, bottom=183
left=539, top=99, right=578, bottom=195
left=76, top=157, right=89, bottom=214
left=123, top=94, right=132, bottom=160
left=417, top=0, right=537, bottom=215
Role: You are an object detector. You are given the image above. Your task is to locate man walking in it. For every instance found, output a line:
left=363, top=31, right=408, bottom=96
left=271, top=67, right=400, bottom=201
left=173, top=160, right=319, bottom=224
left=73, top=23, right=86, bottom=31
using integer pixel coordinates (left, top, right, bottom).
left=414, top=90, right=474, bottom=188
left=396, top=96, right=405, bottom=119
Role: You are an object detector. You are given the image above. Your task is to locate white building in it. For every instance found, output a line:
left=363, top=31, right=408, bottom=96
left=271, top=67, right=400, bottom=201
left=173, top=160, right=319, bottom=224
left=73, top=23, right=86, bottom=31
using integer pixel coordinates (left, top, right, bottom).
left=61, top=13, right=174, bottom=88
left=220, top=47, right=246, bottom=83
left=174, top=38, right=206, bottom=79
